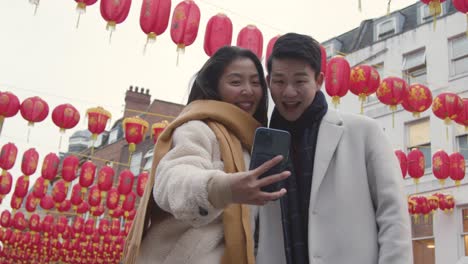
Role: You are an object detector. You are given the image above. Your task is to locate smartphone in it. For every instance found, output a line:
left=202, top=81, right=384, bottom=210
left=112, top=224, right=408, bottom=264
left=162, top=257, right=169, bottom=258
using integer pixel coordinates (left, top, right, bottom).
left=249, top=127, right=291, bottom=193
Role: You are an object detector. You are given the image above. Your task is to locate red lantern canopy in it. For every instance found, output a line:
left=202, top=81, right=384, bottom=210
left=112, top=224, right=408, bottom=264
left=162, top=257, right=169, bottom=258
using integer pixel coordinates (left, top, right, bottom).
left=432, top=92, right=464, bottom=139
left=1, top=210, right=11, bottom=228
left=450, top=152, right=465, bottom=186
left=100, top=0, right=132, bottom=38
left=0, top=143, right=17, bottom=176
left=402, top=84, right=433, bottom=118
left=0, top=171, right=12, bottom=202
left=77, top=201, right=90, bottom=215
left=237, top=25, right=263, bottom=59
left=97, top=166, right=115, bottom=199
left=123, top=116, right=149, bottom=160
left=79, top=160, right=96, bottom=193
left=21, top=148, right=39, bottom=182
left=71, top=184, right=83, bottom=211
left=394, top=150, right=408, bottom=178
left=349, top=65, right=380, bottom=113
left=75, top=0, right=98, bottom=28
left=432, top=150, right=450, bottom=185
left=52, top=104, right=80, bottom=133
left=455, top=98, right=468, bottom=131
left=32, top=177, right=46, bottom=203
left=122, top=191, right=136, bottom=217
left=408, top=148, right=425, bottom=184
left=106, top=188, right=119, bottom=215
left=325, top=56, right=350, bottom=108
left=151, top=120, right=169, bottom=144
left=170, top=0, right=201, bottom=64
left=204, top=13, right=233, bottom=57
left=61, top=155, right=79, bottom=188
left=14, top=175, right=29, bottom=198
left=265, top=35, right=281, bottom=66
left=140, top=0, right=172, bottom=45
left=25, top=194, right=38, bottom=213
left=20, top=96, right=49, bottom=126
left=453, top=0, right=468, bottom=36
left=52, top=180, right=68, bottom=208
left=420, top=0, right=447, bottom=28
left=88, top=185, right=102, bottom=212
left=40, top=194, right=54, bottom=210
left=0, top=92, right=20, bottom=135
left=117, top=169, right=134, bottom=201
left=29, top=213, right=41, bottom=235
left=41, top=153, right=60, bottom=186
left=137, top=171, right=149, bottom=197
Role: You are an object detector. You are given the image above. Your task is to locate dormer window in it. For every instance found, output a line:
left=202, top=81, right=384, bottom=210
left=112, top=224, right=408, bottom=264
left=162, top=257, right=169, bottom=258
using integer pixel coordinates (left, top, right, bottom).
left=322, top=39, right=342, bottom=59
left=324, top=45, right=334, bottom=59
left=419, top=2, right=444, bottom=24
left=376, top=18, right=396, bottom=40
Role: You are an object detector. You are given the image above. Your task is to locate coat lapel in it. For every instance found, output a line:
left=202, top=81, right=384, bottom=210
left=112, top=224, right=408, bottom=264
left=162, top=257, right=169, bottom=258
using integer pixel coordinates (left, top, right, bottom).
left=310, top=109, right=344, bottom=209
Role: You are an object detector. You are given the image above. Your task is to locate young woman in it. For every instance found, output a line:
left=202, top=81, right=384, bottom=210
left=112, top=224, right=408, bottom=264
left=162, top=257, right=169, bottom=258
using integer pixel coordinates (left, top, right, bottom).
left=124, top=46, right=290, bottom=264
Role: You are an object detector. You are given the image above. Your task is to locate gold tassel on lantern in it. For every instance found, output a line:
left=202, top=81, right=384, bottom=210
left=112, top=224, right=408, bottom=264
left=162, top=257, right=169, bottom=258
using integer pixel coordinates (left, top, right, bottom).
left=332, top=96, right=341, bottom=109
left=429, top=0, right=442, bottom=30
left=358, top=94, right=367, bottom=114
left=144, top=32, right=158, bottom=55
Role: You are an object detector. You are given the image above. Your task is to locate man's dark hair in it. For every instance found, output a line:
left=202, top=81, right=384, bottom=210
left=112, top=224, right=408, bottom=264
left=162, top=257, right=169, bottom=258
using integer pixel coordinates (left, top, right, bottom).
left=267, top=33, right=322, bottom=78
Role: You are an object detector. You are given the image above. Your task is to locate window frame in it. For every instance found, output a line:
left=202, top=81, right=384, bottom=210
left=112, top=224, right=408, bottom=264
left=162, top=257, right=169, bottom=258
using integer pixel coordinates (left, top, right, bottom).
left=448, top=34, right=468, bottom=77
left=376, top=18, right=397, bottom=40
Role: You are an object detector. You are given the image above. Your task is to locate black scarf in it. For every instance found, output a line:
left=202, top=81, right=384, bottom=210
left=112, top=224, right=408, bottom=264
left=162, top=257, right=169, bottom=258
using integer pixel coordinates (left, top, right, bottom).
left=269, top=91, right=328, bottom=264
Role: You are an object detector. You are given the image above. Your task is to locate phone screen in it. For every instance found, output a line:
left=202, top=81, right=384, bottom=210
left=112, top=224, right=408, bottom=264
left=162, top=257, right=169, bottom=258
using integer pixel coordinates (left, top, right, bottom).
left=249, top=127, right=291, bottom=192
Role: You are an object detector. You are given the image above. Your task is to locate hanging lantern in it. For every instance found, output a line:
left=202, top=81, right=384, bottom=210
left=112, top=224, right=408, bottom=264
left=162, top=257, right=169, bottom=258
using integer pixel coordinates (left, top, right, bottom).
left=1, top=210, right=11, bottom=228
left=237, top=25, right=263, bottom=59
left=117, top=169, right=134, bottom=201
left=86, top=107, right=111, bottom=154
left=420, top=0, right=447, bottom=29
left=376, top=77, right=408, bottom=127
left=55, top=216, right=68, bottom=240
left=71, top=184, right=83, bottom=211
left=0, top=143, right=17, bottom=176
left=100, top=0, right=132, bottom=42
left=88, top=185, right=102, bottom=213
left=0, top=92, right=20, bottom=135
left=394, top=150, right=408, bottom=178
left=265, top=35, right=281, bottom=66
left=432, top=92, right=463, bottom=140
left=75, top=0, right=98, bottom=28
left=41, top=153, right=60, bottom=186
left=137, top=171, right=149, bottom=197
left=126, top=208, right=137, bottom=221
left=52, top=104, right=80, bottom=149
left=32, top=177, right=46, bottom=203
left=151, top=120, right=169, bottom=144
left=349, top=65, right=380, bottom=113
left=58, top=199, right=72, bottom=213
left=106, top=188, right=119, bottom=215
left=98, top=219, right=110, bottom=240
left=140, top=0, right=172, bottom=50
left=453, top=0, right=468, bottom=36
left=0, top=171, right=12, bottom=202
left=21, top=148, right=39, bottom=181
left=432, top=150, right=450, bottom=185
left=72, top=216, right=85, bottom=239
left=52, top=180, right=68, bottom=208
left=122, top=191, right=136, bottom=217
left=84, top=218, right=96, bottom=240
left=407, top=148, right=425, bottom=184
left=92, top=204, right=105, bottom=218
left=320, top=45, right=327, bottom=77
left=61, top=155, right=79, bottom=188
left=77, top=201, right=90, bottom=215
left=97, top=165, right=115, bottom=199
left=110, top=219, right=120, bottom=239
left=123, top=116, right=149, bottom=163
left=20, top=96, right=49, bottom=141
left=445, top=194, right=455, bottom=213
left=40, top=194, right=54, bottom=211
left=25, top=194, right=38, bottom=213
left=416, top=196, right=432, bottom=223
left=450, top=152, right=465, bottom=186
left=203, top=13, right=233, bottom=57
left=325, top=56, right=350, bottom=108
left=13, top=212, right=27, bottom=233
left=79, top=160, right=97, bottom=193
left=110, top=206, right=124, bottom=218
left=427, top=195, right=440, bottom=215
left=14, top=175, right=30, bottom=198
left=170, top=0, right=201, bottom=64
left=29, top=213, right=41, bottom=235
left=402, top=83, right=432, bottom=118
left=455, top=98, right=468, bottom=131
left=41, top=215, right=55, bottom=240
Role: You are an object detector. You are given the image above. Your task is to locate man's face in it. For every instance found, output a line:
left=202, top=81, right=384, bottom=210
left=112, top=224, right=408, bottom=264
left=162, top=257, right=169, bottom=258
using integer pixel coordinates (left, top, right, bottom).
left=268, top=58, right=324, bottom=122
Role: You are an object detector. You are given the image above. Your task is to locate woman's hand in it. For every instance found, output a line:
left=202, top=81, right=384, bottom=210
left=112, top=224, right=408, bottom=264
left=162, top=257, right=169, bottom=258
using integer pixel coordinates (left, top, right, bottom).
left=229, top=155, right=290, bottom=205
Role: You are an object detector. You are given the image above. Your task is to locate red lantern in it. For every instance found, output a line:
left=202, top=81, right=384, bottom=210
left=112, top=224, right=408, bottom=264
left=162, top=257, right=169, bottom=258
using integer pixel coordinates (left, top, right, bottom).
left=450, top=152, right=465, bottom=186
left=14, top=175, right=29, bottom=198
left=41, top=153, right=60, bottom=186
left=402, top=84, right=432, bottom=117
left=123, top=221, right=132, bottom=236
left=25, top=194, right=38, bottom=213
left=21, top=148, right=39, bottom=181
left=55, top=216, right=68, bottom=237
left=13, top=212, right=27, bottom=232
left=52, top=180, right=68, bottom=208
left=170, top=0, right=201, bottom=63
left=52, top=104, right=80, bottom=133
left=88, top=185, right=102, bottom=212
left=92, top=204, right=105, bottom=218
left=325, top=56, right=350, bottom=108
left=0, top=143, right=17, bottom=176
left=98, top=219, right=110, bottom=238
left=117, top=169, right=134, bottom=201
left=110, top=206, right=124, bottom=218
left=349, top=65, right=380, bottom=113
left=41, top=215, right=55, bottom=238
left=97, top=166, right=115, bottom=198
left=75, top=0, right=98, bottom=28
left=77, top=201, right=90, bottom=215
left=84, top=218, right=95, bottom=240
left=1, top=210, right=11, bottom=228
left=453, top=0, right=468, bottom=36
left=123, top=191, right=136, bottom=216
left=137, top=171, right=149, bottom=197
left=0, top=91, right=20, bottom=135
left=394, top=150, right=408, bottom=178
left=140, top=0, right=171, bottom=44
left=408, top=148, right=425, bottom=184
left=71, top=184, right=83, bottom=211
left=432, top=150, right=450, bottom=185
left=123, top=116, right=149, bottom=156
left=376, top=77, right=407, bottom=110
left=427, top=195, right=439, bottom=214
left=445, top=194, right=455, bottom=212
left=455, top=98, right=468, bottom=131
left=126, top=208, right=136, bottom=221
left=72, top=216, right=85, bottom=238
left=0, top=171, right=12, bottom=202
left=58, top=200, right=72, bottom=213
left=61, top=155, right=79, bottom=188
left=40, top=194, right=54, bottom=210
left=110, top=219, right=120, bottom=238
left=432, top=92, right=464, bottom=125
left=417, top=196, right=432, bottom=223
left=420, top=0, right=447, bottom=28
left=106, top=188, right=119, bottom=215
left=237, top=25, right=263, bottom=59
left=29, top=213, right=41, bottom=234
left=20, top=96, right=49, bottom=126
left=265, top=35, right=280, bottom=66
left=204, top=13, right=233, bottom=57
left=100, top=0, right=132, bottom=35
left=32, top=177, right=46, bottom=203
left=151, top=120, right=169, bottom=144
left=79, top=160, right=97, bottom=193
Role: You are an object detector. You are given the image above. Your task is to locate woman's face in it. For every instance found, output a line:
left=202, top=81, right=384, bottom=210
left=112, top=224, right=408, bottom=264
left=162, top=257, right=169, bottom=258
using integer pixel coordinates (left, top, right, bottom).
left=218, top=58, right=263, bottom=116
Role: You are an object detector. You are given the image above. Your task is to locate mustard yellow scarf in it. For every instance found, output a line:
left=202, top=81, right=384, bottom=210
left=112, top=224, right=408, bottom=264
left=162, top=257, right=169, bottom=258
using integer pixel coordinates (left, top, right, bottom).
left=123, top=100, right=260, bottom=264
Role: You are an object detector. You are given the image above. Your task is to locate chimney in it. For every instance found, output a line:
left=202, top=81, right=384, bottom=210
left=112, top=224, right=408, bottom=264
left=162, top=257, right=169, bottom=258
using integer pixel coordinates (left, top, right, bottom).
left=124, top=85, right=151, bottom=118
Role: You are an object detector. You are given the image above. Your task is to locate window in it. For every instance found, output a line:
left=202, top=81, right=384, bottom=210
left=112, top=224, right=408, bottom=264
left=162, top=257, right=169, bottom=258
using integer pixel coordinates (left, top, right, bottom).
left=412, top=216, right=435, bottom=264
left=403, top=49, right=427, bottom=85
left=419, top=2, right=444, bottom=23
left=130, top=152, right=143, bottom=175
left=461, top=208, right=468, bottom=256
left=108, top=129, right=118, bottom=144
left=376, top=19, right=396, bottom=40
left=324, top=45, right=333, bottom=59
left=449, top=35, right=468, bottom=76
left=407, top=118, right=431, bottom=169
left=143, top=149, right=154, bottom=171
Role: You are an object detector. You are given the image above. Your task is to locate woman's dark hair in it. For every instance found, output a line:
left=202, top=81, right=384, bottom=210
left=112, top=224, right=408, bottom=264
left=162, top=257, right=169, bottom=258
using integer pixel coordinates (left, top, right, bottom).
left=187, top=46, right=268, bottom=126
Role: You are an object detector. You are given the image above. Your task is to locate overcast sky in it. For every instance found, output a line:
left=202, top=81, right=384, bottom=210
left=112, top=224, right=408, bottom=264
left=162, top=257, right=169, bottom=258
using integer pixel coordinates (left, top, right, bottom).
left=0, top=0, right=418, bottom=210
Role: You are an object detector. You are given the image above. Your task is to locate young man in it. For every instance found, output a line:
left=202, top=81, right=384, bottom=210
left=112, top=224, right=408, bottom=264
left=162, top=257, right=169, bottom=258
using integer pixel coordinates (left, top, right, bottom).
left=256, top=33, right=413, bottom=264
